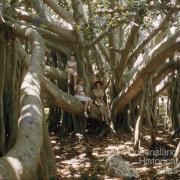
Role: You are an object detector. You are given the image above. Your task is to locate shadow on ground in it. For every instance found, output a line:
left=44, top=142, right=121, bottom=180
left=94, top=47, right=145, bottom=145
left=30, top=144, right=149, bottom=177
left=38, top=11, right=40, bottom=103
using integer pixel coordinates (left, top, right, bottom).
left=50, top=125, right=180, bottom=179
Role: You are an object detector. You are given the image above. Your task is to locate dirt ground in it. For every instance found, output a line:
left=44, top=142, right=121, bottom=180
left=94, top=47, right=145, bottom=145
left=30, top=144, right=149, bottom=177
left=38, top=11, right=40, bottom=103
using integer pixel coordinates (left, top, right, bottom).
left=50, top=125, right=180, bottom=180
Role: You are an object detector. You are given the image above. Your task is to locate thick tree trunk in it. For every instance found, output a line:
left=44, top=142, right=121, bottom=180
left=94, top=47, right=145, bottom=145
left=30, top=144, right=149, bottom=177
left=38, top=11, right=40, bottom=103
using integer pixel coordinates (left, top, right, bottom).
left=39, top=120, right=57, bottom=179
left=0, top=24, right=45, bottom=179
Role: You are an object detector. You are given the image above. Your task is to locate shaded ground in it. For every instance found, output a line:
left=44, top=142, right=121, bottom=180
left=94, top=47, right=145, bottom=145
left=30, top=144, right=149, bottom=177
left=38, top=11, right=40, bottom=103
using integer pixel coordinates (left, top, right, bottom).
left=50, top=125, right=180, bottom=179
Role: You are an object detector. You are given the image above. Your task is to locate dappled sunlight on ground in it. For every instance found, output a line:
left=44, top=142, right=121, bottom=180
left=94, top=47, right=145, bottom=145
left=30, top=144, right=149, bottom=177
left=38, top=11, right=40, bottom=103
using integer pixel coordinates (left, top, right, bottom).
left=50, top=126, right=180, bottom=179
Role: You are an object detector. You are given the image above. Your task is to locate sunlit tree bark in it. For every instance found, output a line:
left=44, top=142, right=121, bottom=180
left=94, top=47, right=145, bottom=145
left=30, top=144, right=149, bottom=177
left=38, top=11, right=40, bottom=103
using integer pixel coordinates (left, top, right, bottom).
left=0, top=0, right=180, bottom=178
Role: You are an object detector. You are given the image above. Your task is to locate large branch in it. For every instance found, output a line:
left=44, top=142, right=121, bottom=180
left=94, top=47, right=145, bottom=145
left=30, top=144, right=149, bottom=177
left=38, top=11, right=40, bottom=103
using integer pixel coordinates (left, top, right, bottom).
left=85, top=18, right=127, bottom=49
left=112, top=31, right=180, bottom=114
left=92, top=46, right=110, bottom=74
left=42, top=78, right=101, bottom=121
left=43, top=0, right=74, bottom=25
left=154, top=80, right=170, bottom=97
left=127, top=14, right=172, bottom=67
left=44, top=39, right=70, bottom=54
left=35, top=24, right=72, bottom=46
left=0, top=24, right=45, bottom=179
left=9, top=12, right=72, bottom=46
left=27, top=0, right=51, bottom=21
left=71, top=0, right=87, bottom=24
left=44, top=65, right=67, bottom=81
left=15, top=9, right=76, bottom=42
left=85, top=0, right=111, bottom=63
left=16, top=44, right=101, bottom=121
left=5, top=14, right=71, bottom=54
left=70, top=0, right=89, bottom=45
left=98, top=42, right=111, bottom=63
left=131, top=60, right=180, bottom=109
left=115, top=22, right=140, bottom=87
left=86, top=30, right=109, bottom=49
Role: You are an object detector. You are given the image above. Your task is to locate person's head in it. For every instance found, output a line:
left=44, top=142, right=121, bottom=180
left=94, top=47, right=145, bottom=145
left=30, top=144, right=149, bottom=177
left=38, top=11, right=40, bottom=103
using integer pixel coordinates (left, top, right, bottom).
left=94, top=80, right=103, bottom=89
left=77, top=78, right=83, bottom=85
left=70, top=53, right=75, bottom=61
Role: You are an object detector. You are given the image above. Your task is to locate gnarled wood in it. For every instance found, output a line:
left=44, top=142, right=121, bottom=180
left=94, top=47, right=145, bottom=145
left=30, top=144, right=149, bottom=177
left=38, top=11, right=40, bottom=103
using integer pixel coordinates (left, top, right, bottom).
left=44, top=65, right=67, bottom=81
left=112, top=31, right=180, bottom=114
left=15, top=8, right=76, bottom=42
left=42, top=78, right=102, bottom=121
left=0, top=23, right=45, bottom=179
left=43, top=0, right=74, bottom=25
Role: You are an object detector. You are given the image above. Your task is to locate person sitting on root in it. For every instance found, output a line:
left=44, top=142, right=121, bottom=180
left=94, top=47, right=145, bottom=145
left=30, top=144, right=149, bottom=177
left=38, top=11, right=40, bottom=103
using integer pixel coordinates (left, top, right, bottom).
left=65, top=53, right=77, bottom=86
left=74, top=78, right=93, bottom=118
left=92, top=80, right=110, bottom=125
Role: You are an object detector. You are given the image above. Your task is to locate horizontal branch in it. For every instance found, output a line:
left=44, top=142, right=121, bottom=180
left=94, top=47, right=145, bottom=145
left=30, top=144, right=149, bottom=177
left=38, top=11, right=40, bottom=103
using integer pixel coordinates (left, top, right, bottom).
left=36, top=25, right=72, bottom=45
left=5, top=14, right=71, bottom=54
left=44, top=39, right=70, bottom=54
left=42, top=78, right=102, bottom=121
left=15, top=9, right=76, bottom=42
left=44, top=65, right=67, bottom=80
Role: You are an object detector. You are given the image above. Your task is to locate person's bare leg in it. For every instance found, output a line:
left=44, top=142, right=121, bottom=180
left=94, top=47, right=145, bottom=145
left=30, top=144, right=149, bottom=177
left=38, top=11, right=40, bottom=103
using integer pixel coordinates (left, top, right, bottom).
left=67, top=71, right=70, bottom=84
left=105, top=114, right=108, bottom=124
left=74, top=75, right=77, bottom=85
left=84, top=101, right=88, bottom=113
left=102, top=114, right=105, bottom=122
left=74, top=75, right=77, bottom=90
left=84, top=101, right=88, bottom=117
left=87, top=100, right=93, bottom=112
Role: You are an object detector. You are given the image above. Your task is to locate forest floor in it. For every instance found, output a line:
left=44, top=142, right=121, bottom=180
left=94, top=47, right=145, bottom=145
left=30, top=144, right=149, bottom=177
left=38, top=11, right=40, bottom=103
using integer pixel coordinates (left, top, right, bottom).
left=50, top=124, right=180, bottom=180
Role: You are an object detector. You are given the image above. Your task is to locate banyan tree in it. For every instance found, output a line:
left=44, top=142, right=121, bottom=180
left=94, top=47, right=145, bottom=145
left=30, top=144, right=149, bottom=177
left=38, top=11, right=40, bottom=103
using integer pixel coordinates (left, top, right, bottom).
left=0, top=0, right=179, bottom=179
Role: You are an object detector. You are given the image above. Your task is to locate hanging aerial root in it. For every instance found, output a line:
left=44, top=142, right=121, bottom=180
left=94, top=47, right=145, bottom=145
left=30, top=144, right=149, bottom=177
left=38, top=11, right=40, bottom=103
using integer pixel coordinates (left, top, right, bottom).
left=134, top=74, right=157, bottom=152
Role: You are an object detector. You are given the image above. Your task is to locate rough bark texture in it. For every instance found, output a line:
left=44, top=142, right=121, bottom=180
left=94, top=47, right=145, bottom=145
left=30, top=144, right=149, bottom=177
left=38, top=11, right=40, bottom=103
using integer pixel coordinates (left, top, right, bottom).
left=0, top=0, right=179, bottom=177
left=44, top=65, right=67, bottom=81
left=112, top=31, right=180, bottom=114
left=42, top=78, right=101, bottom=121
left=0, top=24, right=45, bottom=179
left=43, top=0, right=74, bottom=24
